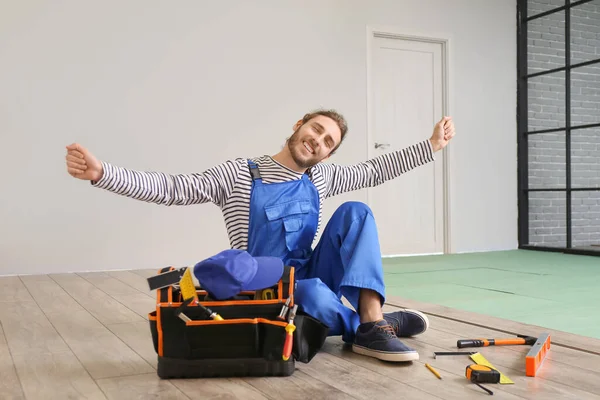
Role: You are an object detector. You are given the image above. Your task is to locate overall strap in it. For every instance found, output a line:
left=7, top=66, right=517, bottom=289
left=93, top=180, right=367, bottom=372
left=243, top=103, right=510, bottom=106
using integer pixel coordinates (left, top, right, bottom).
left=247, top=160, right=262, bottom=181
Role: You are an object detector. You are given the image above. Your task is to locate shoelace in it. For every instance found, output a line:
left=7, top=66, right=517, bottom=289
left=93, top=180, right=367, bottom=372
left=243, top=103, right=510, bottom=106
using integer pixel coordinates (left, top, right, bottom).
left=377, top=323, right=397, bottom=338
left=386, top=319, right=400, bottom=333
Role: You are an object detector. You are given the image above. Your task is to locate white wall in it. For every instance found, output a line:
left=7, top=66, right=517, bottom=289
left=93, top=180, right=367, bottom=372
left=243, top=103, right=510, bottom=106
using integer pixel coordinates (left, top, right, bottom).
left=0, top=0, right=517, bottom=275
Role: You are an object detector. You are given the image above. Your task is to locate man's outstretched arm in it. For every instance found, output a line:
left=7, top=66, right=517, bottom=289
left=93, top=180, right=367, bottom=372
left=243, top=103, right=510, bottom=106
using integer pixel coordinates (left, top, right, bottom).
left=65, top=143, right=243, bottom=207
left=318, top=116, right=455, bottom=198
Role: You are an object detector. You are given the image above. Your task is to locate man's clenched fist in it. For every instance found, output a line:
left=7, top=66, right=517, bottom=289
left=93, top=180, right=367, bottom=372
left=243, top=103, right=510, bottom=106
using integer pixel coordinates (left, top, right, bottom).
left=429, top=116, right=456, bottom=152
left=65, top=143, right=103, bottom=182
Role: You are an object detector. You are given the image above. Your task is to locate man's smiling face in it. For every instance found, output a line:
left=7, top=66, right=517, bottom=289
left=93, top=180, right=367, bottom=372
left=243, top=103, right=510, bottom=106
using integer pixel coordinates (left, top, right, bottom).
left=287, top=115, right=342, bottom=169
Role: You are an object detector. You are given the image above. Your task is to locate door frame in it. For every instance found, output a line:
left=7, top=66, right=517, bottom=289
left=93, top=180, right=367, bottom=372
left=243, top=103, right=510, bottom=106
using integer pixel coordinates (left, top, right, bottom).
left=365, top=25, right=453, bottom=255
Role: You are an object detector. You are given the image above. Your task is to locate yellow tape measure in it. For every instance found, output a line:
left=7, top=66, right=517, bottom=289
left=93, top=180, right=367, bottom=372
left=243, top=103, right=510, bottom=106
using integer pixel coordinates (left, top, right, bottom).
left=469, top=352, right=513, bottom=384
left=179, top=267, right=198, bottom=302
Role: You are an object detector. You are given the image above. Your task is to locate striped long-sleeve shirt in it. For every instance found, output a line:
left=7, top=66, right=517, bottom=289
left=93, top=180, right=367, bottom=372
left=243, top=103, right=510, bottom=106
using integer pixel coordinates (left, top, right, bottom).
left=92, top=139, right=435, bottom=249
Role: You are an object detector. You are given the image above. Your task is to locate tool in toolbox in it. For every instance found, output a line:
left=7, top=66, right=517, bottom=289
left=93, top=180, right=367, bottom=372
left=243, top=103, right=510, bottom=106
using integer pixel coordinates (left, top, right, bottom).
left=466, top=364, right=498, bottom=395
left=179, top=267, right=199, bottom=302
left=277, top=298, right=291, bottom=321
left=255, top=288, right=276, bottom=300
left=175, top=297, right=225, bottom=322
left=147, top=266, right=187, bottom=291
left=171, top=268, right=226, bottom=322
left=175, top=309, right=192, bottom=323
left=177, top=267, right=200, bottom=322
left=282, top=304, right=298, bottom=361
left=457, top=333, right=551, bottom=377
left=198, top=302, right=224, bottom=321
left=175, top=298, right=194, bottom=323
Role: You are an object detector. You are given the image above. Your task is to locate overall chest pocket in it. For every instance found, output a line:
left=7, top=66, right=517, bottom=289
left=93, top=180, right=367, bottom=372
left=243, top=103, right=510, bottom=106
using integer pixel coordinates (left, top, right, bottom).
left=264, top=200, right=314, bottom=252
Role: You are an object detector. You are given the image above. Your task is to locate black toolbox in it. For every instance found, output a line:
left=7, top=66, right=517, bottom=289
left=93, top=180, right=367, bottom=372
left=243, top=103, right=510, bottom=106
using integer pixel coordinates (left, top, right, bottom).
left=148, top=266, right=329, bottom=378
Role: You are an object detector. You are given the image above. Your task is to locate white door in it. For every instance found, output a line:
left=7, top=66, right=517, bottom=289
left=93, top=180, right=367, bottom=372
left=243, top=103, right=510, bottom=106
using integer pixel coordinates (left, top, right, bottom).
left=367, top=34, right=446, bottom=256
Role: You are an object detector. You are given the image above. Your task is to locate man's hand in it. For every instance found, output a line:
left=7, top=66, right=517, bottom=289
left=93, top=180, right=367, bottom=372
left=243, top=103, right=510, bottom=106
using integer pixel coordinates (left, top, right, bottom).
left=65, top=143, right=104, bottom=181
left=429, top=116, right=456, bottom=152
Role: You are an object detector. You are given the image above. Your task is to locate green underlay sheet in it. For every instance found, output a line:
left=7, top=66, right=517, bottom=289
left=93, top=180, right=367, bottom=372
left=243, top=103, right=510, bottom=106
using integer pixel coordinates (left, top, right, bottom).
left=382, top=249, right=600, bottom=339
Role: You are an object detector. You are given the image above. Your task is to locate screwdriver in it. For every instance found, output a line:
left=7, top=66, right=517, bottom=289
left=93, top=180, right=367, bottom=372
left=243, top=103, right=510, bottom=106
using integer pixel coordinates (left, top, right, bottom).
left=175, top=297, right=224, bottom=321
left=198, top=303, right=224, bottom=321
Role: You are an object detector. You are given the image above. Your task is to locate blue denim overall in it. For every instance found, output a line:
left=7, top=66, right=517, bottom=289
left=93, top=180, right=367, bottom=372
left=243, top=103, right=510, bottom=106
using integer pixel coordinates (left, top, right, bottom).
left=246, top=160, right=387, bottom=343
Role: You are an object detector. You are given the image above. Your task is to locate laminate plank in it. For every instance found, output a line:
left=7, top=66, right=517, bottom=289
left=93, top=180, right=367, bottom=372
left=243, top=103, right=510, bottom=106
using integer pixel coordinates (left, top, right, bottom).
left=105, top=271, right=155, bottom=297
left=105, top=322, right=158, bottom=368
left=41, top=308, right=154, bottom=379
left=0, top=276, right=33, bottom=303
left=243, top=369, right=354, bottom=400
left=320, top=336, right=433, bottom=384
left=0, top=300, right=72, bottom=355
left=296, top=350, right=440, bottom=399
left=49, top=273, right=145, bottom=325
left=20, top=275, right=154, bottom=379
left=0, top=298, right=70, bottom=355
left=0, top=287, right=106, bottom=399
left=171, top=377, right=271, bottom=400
left=78, top=272, right=144, bottom=296
left=110, top=294, right=155, bottom=320
left=409, top=375, right=522, bottom=399
left=78, top=272, right=155, bottom=319
left=0, top=326, right=25, bottom=400
left=96, top=373, right=189, bottom=400
left=12, top=351, right=107, bottom=400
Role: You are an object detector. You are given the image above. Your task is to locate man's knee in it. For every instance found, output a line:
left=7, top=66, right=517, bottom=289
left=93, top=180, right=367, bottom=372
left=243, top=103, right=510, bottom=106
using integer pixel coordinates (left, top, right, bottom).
left=332, top=201, right=373, bottom=219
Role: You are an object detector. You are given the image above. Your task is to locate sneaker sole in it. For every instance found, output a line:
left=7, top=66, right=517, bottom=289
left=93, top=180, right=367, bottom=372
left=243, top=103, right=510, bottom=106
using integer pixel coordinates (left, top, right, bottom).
left=403, top=309, right=430, bottom=336
left=351, top=344, right=419, bottom=362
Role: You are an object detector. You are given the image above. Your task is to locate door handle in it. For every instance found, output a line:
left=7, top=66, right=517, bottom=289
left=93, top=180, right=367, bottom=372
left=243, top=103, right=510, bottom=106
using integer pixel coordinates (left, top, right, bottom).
left=374, top=142, right=390, bottom=149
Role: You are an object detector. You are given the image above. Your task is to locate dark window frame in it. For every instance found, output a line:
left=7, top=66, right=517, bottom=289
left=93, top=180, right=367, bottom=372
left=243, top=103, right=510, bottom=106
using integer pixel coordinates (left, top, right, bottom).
left=517, top=0, right=600, bottom=256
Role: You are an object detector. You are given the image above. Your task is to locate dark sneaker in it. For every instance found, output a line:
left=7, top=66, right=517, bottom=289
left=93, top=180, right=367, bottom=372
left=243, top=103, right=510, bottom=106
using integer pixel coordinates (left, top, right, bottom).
left=352, top=320, right=419, bottom=362
left=383, top=309, right=429, bottom=337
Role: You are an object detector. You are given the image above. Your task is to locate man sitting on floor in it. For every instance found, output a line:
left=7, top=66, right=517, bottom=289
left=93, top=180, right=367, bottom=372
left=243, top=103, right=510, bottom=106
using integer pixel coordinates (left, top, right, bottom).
left=65, top=109, right=455, bottom=362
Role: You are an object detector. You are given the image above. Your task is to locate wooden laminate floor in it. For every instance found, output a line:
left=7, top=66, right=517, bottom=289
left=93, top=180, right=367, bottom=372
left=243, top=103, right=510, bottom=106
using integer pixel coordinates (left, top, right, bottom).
left=1, top=269, right=599, bottom=400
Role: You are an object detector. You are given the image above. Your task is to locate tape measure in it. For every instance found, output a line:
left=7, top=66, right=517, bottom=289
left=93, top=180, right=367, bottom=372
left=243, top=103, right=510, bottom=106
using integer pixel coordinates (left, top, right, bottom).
left=469, top=352, right=513, bottom=384
left=465, top=364, right=501, bottom=384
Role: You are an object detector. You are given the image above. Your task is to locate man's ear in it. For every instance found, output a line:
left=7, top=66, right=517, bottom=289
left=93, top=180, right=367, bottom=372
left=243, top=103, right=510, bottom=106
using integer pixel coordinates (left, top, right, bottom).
left=293, top=119, right=303, bottom=131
